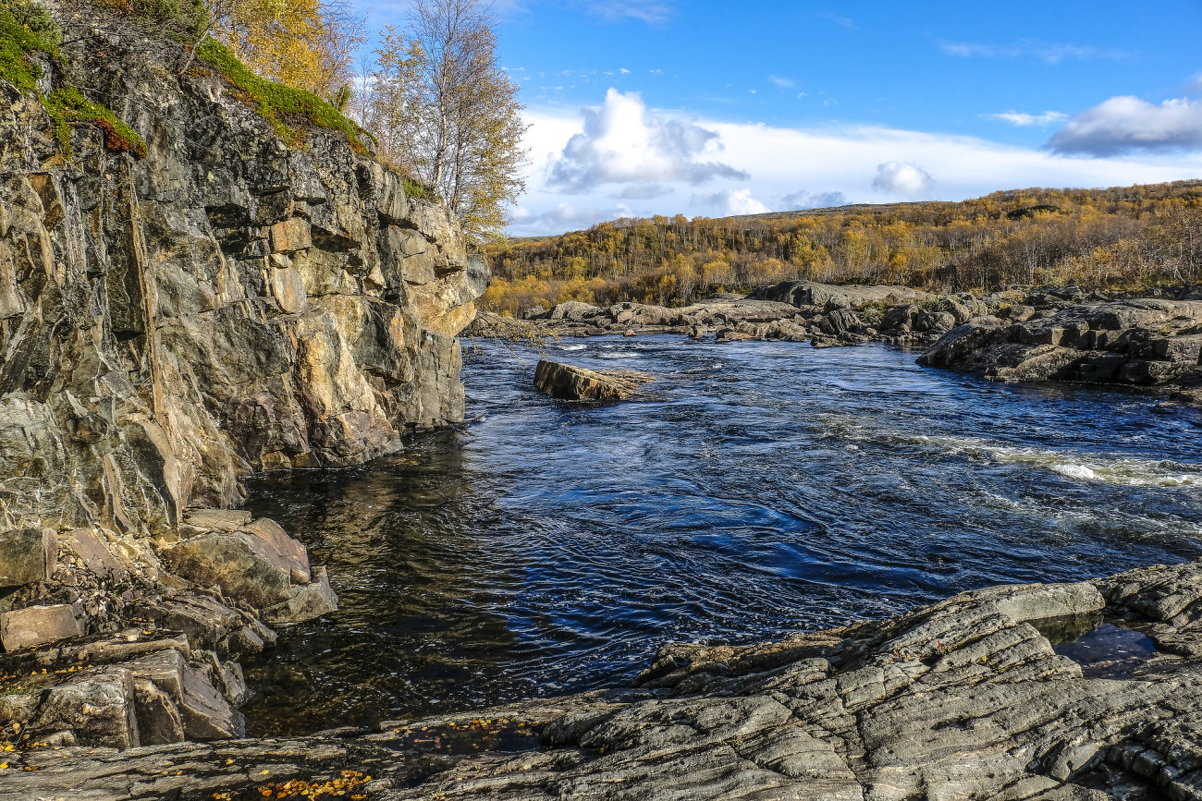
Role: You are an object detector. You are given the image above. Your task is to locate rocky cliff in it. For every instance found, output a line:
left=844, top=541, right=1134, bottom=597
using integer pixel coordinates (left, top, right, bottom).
left=0, top=1, right=484, bottom=748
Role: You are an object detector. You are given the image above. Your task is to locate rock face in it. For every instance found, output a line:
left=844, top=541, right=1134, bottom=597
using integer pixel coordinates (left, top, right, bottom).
left=0, top=7, right=484, bottom=541
left=0, top=3, right=483, bottom=750
left=534, top=360, right=653, bottom=401
left=11, top=558, right=1202, bottom=800
left=920, top=299, right=1202, bottom=404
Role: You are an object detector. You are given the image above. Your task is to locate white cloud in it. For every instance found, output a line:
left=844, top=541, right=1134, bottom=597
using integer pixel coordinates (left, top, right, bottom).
left=511, top=100, right=1202, bottom=236
left=547, top=88, right=749, bottom=192
left=694, top=189, right=770, bottom=216
left=872, top=162, right=935, bottom=196
left=986, top=110, right=1069, bottom=127
left=1049, top=96, right=1202, bottom=156
left=938, top=39, right=1131, bottom=65
left=584, top=1, right=674, bottom=24
left=769, top=75, right=796, bottom=89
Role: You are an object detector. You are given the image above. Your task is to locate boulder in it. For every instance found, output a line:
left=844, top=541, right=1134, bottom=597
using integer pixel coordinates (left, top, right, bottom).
left=0, top=604, right=84, bottom=651
left=263, top=566, right=339, bottom=624
left=548, top=301, right=603, bottom=322
left=751, top=279, right=930, bottom=309
left=534, top=360, right=654, bottom=401
left=31, top=667, right=141, bottom=749
left=0, top=528, right=56, bottom=587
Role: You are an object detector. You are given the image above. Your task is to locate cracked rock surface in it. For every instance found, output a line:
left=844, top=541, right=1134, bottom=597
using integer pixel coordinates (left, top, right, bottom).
left=9, top=559, right=1202, bottom=800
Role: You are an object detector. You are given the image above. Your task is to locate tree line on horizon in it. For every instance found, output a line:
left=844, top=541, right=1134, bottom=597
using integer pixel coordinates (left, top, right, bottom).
left=481, top=181, right=1202, bottom=314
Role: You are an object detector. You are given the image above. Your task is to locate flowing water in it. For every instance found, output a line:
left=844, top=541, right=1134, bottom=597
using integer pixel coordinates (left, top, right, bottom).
left=242, top=336, right=1202, bottom=735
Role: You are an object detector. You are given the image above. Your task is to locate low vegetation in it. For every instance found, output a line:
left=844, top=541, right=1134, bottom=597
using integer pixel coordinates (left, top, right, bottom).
left=193, top=36, right=370, bottom=152
left=484, top=182, right=1202, bottom=314
left=1, top=0, right=146, bottom=157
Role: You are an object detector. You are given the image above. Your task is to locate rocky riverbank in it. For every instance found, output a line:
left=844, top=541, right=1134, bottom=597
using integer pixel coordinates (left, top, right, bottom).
left=8, top=557, right=1202, bottom=800
left=0, top=3, right=482, bottom=750
left=468, top=281, right=1202, bottom=406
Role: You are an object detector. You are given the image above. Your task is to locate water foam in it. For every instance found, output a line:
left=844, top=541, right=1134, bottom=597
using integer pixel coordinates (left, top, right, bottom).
left=823, top=416, right=1202, bottom=488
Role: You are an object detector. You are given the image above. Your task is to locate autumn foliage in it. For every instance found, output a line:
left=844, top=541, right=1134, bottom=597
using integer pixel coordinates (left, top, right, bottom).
left=483, top=182, right=1202, bottom=315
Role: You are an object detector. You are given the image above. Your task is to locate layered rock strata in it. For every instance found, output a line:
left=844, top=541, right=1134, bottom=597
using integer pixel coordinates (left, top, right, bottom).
left=0, top=3, right=483, bottom=748
left=8, top=558, right=1202, bottom=799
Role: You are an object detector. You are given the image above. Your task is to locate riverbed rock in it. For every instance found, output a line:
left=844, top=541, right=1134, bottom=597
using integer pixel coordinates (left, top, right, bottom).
left=752, top=279, right=931, bottom=309
left=13, top=559, right=1202, bottom=798
left=534, top=360, right=654, bottom=401
left=920, top=299, right=1202, bottom=405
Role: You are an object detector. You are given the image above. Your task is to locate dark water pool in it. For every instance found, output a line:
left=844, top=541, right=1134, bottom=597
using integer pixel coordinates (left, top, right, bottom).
left=242, top=336, right=1202, bottom=735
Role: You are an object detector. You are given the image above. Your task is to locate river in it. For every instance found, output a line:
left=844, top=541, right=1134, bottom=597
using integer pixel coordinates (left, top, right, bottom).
left=242, top=336, right=1202, bottom=735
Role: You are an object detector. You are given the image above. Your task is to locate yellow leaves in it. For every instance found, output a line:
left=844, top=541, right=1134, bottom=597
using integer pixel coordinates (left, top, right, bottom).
left=255, top=768, right=372, bottom=799
left=212, top=0, right=365, bottom=102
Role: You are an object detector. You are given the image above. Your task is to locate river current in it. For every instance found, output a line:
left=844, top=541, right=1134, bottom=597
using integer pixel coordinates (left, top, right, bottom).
left=243, top=336, right=1202, bottom=735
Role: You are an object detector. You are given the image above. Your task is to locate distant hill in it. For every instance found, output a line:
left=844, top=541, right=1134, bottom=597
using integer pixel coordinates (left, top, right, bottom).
left=483, top=181, right=1202, bottom=314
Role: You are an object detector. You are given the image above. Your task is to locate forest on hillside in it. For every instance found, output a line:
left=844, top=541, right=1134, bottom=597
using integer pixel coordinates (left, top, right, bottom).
left=483, top=182, right=1202, bottom=314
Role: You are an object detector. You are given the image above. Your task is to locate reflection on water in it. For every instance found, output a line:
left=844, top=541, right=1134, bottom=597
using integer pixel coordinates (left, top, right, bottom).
left=243, top=337, right=1202, bottom=735
left=1054, top=623, right=1159, bottom=679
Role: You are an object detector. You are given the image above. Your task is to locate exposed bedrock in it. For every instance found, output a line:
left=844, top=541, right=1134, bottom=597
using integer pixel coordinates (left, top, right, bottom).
left=8, top=559, right=1202, bottom=800
left=0, top=4, right=484, bottom=749
left=920, top=299, right=1202, bottom=406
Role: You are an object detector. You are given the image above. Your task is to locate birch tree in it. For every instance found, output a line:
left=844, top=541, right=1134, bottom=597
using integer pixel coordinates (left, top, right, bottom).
left=367, top=0, right=526, bottom=241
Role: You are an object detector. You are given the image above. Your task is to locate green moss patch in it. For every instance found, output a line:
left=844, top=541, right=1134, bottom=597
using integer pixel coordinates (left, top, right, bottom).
left=403, top=176, right=432, bottom=200
left=0, top=6, right=57, bottom=92
left=195, top=37, right=371, bottom=154
left=45, top=87, right=146, bottom=157
left=1, top=5, right=145, bottom=159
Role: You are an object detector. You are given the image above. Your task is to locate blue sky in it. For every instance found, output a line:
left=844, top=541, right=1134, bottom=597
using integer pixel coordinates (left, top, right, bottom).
left=350, top=1, right=1202, bottom=236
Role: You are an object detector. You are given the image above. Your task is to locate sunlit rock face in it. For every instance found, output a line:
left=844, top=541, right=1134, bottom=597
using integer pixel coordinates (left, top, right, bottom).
left=0, top=9, right=486, bottom=540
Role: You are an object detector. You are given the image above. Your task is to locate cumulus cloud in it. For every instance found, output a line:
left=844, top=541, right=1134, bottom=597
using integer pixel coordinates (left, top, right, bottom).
left=769, top=75, right=796, bottom=89
left=872, top=162, right=934, bottom=196
left=779, top=190, right=848, bottom=210
left=937, top=40, right=1131, bottom=65
left=511, top=101, right=1202, bottom=236
left=584, top=1, right=674, bottom=24
left=548, top=89, right=749, bottom=192
left=693, top=189, right=770, bottom=216
left=1049, top=96, right=1202, bottom=156
left=986, top=111, right=1068, bottom=127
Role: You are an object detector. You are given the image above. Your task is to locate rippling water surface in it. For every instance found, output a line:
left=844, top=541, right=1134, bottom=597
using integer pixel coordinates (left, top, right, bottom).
left=243, top=336, right=1202, bottom=735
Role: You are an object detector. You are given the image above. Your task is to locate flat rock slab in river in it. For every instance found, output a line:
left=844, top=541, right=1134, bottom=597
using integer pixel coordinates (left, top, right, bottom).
left=534, top=360, right=653, bottom=401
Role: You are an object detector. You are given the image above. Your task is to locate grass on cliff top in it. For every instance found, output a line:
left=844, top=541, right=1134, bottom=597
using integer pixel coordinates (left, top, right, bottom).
left=0, top=4, right=146, bottom=158
left=0, top=5, right=57, bottom=92
left=195, top=37, right=372, bottom=154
